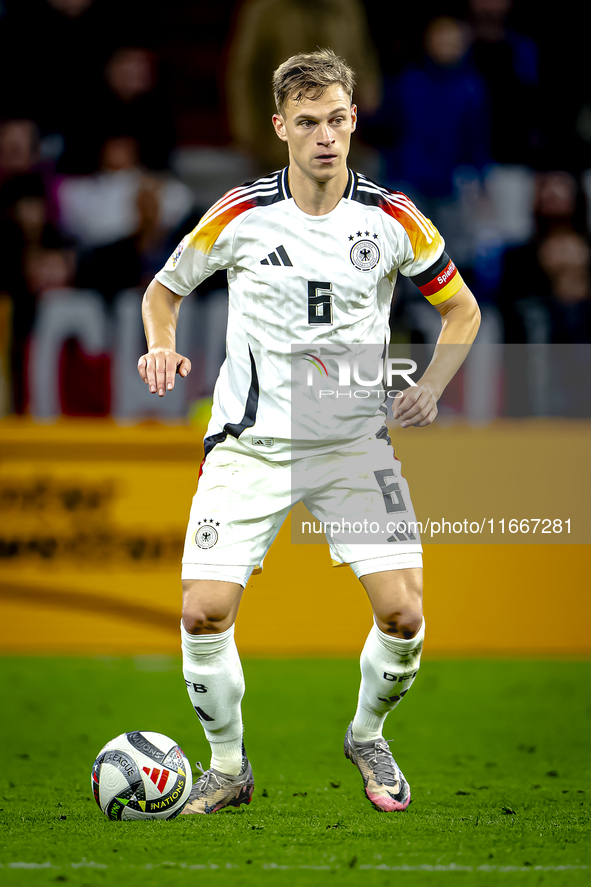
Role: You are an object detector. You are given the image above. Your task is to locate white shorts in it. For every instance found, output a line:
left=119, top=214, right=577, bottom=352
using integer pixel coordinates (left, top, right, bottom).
left=181, top=434, right=422, bottom=586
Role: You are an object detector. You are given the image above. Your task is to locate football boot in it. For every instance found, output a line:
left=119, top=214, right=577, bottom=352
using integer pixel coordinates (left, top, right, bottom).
left=344, top=722, right=410, bottom=812
left=181, top=752, right=254, bottom=815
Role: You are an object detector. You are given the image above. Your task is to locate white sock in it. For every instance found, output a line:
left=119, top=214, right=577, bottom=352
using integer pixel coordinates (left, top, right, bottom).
left=181, top=622, right=245, bottom=775
left=352, top=619, right=425, bottom=743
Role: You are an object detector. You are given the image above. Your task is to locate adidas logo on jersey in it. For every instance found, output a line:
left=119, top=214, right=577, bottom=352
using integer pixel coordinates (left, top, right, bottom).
left=252, top=437, right=274, bottom=447
left=260, top=245, right=292, bottom=266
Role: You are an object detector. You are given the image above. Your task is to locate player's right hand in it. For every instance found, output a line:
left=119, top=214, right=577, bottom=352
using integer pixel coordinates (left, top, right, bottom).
left=137, top=350, right=192, bottom=397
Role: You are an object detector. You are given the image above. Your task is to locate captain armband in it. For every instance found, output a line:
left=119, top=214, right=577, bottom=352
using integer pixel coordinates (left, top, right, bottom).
left=410, top=251, right=464, bottom=305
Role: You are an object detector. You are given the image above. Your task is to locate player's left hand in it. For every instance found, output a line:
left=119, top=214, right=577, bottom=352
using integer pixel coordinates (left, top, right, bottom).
left=392, top=384, right=438, bottom=427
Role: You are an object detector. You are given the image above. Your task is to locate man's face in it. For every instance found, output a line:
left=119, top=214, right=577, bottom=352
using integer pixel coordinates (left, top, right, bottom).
left=273, top=83, right=357, bottom=183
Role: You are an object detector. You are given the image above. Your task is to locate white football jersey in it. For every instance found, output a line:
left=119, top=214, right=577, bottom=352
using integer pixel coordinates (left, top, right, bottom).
left=156, top=168, right=463, bottom=459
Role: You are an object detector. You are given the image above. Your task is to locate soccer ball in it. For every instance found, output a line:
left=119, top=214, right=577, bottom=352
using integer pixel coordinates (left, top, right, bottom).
left=91, top=731, right=192, bottom=820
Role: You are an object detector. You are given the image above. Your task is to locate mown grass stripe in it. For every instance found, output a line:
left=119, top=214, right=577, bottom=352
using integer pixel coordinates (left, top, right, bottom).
left=2, top=862, right=590, bottom=873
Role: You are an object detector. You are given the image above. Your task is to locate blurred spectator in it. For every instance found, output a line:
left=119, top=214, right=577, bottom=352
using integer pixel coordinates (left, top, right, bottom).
left=500, top=171, right=588, bottom=341
left=501, top=227, right=591, bottom=416
left=575, top=99, right=591, bottom=175
left=467, top=0, right=540, bottom=166
left=0, top=119, right=60, bottom=221
left=537, top=230, right=591, bottom=343
left=225, top=0, right=381, bottom=172
left=468, top=0, right=542, bottom=314
left=371, top=17, right=489, bottom=200
left=538, top=230, right=591, bottom=415
left=367, top=16, right=489, bottom=269
left=0, top=0, right=161, bottom=172
left=0, top=173, right=72, bottom=296
left=76, top=173, right=185, bottom=305
left=46, top=0, right=93, bottom=15
left=580, top=170, right=591, bottom=235
left=0, top=120, right=40, bottom=185
left=102, top=48, right=175, bottom=167
left=530, top=171, right=586, bottom=238
left=0, top=1, right=109, bottom=150
left=57, top=135, right=193, bottom=251
left=61, top=47, right=176, bottom=173
left=23, top=242, right=76, bottom=297
left=0, top=172, right=75, bottom=412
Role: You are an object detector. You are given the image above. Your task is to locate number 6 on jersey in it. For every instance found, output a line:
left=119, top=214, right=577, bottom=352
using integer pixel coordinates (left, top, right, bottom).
left=308, top=281, right=334, bottom=325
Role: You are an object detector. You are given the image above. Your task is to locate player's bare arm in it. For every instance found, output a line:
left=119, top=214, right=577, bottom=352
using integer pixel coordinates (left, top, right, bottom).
left=138, top=278, right=191, bottom=397
left=393, top=283, right=481, bottom=427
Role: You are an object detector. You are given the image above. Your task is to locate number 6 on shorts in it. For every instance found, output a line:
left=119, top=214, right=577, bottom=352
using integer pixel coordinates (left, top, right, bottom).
left=374, top=469, right=407, bottom=514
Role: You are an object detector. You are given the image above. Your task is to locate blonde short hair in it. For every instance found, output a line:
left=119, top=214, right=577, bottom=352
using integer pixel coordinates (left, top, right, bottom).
left=272, top=48, right=355, bottom=112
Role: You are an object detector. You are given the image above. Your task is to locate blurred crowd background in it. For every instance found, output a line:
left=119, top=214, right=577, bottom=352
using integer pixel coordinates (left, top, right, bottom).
left=0, top=0, right=589, bottom=421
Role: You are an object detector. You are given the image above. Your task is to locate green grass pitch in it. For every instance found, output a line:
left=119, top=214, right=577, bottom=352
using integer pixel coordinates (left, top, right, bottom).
left=0, top=657, right=589, bottom=887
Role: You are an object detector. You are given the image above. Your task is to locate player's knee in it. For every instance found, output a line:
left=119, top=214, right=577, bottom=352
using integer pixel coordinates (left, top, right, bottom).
left=380, top=597, right=423, bottom=639
left=393, top=606, right=423, bottom=638
left=181, top=579, right=242, bottom=634
left=381, top=607, right=423, bottom=639
left=182, top=608, right=212, bottom=634
left=181, top=600, right=231, bottom=634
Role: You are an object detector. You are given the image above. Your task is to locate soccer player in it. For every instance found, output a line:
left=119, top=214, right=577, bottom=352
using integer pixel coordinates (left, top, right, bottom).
left=138, top=49, right=480, bottom=814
